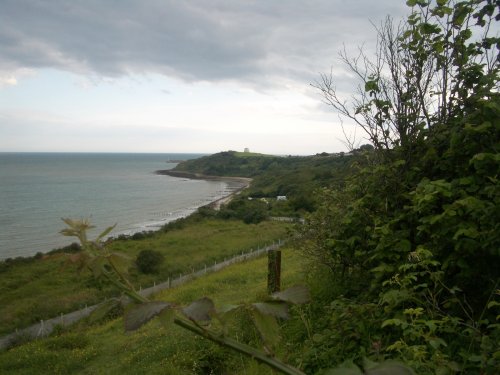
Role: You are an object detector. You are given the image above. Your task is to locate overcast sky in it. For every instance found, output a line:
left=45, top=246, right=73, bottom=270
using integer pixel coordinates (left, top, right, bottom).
left=0, top=0, right=409, bottom=155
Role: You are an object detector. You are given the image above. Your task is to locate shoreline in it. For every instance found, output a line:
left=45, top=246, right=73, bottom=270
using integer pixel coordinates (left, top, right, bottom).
left=0, top=171, right=251, bottom=262
left=155, top=169, right=252, bottom=183
left=155, top=169, right=252, bottom=210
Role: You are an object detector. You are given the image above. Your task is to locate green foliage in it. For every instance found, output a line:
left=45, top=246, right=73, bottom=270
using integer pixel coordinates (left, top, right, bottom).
left=59, top=218, right=310, bottom=374
left=0, top=332, right=97, bottom=374
left=218, top=198, right=269, bottom=223
left=135, top=249, right=164, bottom=274
left=379, top=248, right=500, bottom=374
left=174, top=150, right=357, bottom=216
left=0, top=248, right=305, bottom=374
left=297, top=298, right=385, bottom=373
left=173, top=150, right=277, bottom=177
left=123, top=285, right=311, bottom=363
left=301, top=1, right=500, bottom=373
left=323, top=359, right=415, bottom=375
left=0, top=217, right=288, bottom=335
left=2, top=2, right=498, bottom=374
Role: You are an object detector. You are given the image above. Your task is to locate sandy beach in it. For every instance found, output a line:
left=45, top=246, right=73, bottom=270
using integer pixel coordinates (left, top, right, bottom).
left=155, top=169, right=252, bottom=210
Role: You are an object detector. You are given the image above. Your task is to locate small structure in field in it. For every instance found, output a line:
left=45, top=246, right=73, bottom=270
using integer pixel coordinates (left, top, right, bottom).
left=276, top=196, right=287, bottom=201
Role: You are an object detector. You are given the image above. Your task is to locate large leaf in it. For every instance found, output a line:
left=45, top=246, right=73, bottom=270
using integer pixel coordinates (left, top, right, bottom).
left=158, top=307, right=176, bottom=330
left=107, top=252, right=133, bottom=275
left=213, top=304, right=243, bottom=334
left=325, top=360, right=415, bottom=374
left=217, top=304, right=241, bottom=315
left=124, top=301, right=173, bottom=331
left=252, top=302, right=289, bottom=319
left=60, top=217, right=94, bottom=231
left=365, top=362, right=415, bottom=375
left=324, top=360, right=363, bottom=375
left=88, top=298, right=121, bottom=323
left=87, top=256, right=108, bottom=279
left=271, top=285, right=311, bottom=305
left=216, top=304, right=242, bottom=322
left=60, top=217, right=94, bottom=242
left=182, top=297, right=215, bottom=322
left=96, top=223, right=117, bottom=242
left=250, top=306, right=281, bottom=349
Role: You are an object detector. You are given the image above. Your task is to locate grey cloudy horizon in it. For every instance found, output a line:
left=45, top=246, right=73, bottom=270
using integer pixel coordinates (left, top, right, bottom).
left=0, top=0, right=410, bottom=155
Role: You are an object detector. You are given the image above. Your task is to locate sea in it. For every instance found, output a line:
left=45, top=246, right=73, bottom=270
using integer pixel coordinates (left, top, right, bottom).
left=0, top=153, right=235, bottom=260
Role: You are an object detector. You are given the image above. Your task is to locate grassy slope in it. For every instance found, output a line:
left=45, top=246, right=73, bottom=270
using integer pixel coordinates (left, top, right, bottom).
left=174, top=151, right=355, bottom=218
left=176, top=151, right=353, bottom=193
left=172, top=150, right=278, bottom=177
left=0, top=151, right=347, bottom=371
left=0, top=248, right=305, bottom=375
left=0, top=218, right=290, bottom=335
left=109, top=218, right=288, bottom=280
left=233, top=151, right=271, bottom=157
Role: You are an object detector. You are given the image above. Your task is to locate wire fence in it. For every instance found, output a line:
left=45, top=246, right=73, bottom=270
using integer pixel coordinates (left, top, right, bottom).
left=0, top=240, right=284, bottom=350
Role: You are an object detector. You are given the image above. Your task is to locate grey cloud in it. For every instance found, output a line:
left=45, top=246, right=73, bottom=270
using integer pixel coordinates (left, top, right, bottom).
left=0, top=0, right=407, bottom=86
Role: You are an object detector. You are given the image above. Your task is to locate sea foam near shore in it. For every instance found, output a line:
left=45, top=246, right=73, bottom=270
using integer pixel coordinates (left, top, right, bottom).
left=113, top=178, right=246, bottom=236
left=0, top=153, right=231, bottom=260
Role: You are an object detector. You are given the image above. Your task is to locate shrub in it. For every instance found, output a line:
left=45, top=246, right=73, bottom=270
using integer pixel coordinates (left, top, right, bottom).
left=135, top=249, right=164, bottom=274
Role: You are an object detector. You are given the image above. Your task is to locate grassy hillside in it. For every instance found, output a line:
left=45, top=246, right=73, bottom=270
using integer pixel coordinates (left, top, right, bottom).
left=0, top=216, right=290, bottom=335
left=0, top=248, right=305, bottom=374
left=0, top=148, right=353, bottom=344
left=172, top=150, right=355, bottom=186
left=172, top=150, right=278, bottom=177
left=2, top=1, right=498, bottom=373
left=173, top=150, right=358, bottom=217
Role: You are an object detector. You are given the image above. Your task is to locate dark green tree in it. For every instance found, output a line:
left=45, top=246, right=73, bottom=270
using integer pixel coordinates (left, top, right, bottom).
left=136, top=249, right=164, bottom=274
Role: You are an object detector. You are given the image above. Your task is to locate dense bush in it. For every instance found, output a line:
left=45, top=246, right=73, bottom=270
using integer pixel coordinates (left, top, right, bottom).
left=135, top=249, right=165, bottom=274
left=296, top=1, right=500, bottom=373
left=217, top=198, right=269, bottom=224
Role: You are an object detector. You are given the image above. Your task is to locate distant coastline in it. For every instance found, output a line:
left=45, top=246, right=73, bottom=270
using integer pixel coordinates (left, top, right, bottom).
left=155, top=169, right=252, bottom=209
left=0, top=153, right=222, bottom=260
left=155, top=169, right=251, bottom=183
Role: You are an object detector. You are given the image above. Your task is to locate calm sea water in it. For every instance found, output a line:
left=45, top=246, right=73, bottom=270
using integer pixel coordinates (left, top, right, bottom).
left=0, top=153, right=231, bottom=260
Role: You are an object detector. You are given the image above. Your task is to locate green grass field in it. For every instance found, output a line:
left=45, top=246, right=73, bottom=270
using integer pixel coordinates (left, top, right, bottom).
left=0, top=247, right=305, bottom=374
left=233, top=151, right=274, bottom=158
left=0, top=218, right=290, bottom=335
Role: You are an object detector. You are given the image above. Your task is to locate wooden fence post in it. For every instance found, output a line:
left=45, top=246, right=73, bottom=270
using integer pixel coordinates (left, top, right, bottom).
left=267, top=249, right=281, bottom=294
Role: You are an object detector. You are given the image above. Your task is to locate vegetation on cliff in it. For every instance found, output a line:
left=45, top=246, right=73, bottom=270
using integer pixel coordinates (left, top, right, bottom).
left=0, top=1, right=498, bottom=374
left=173, top=150, right=360, bottom=218
left=294, top=0, right=500, bottom=373
left=0, top=216, right=289, bottom=336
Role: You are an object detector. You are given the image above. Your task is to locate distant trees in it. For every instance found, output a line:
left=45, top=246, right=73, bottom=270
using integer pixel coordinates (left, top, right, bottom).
left=217, top=199, right=269, bottom=224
